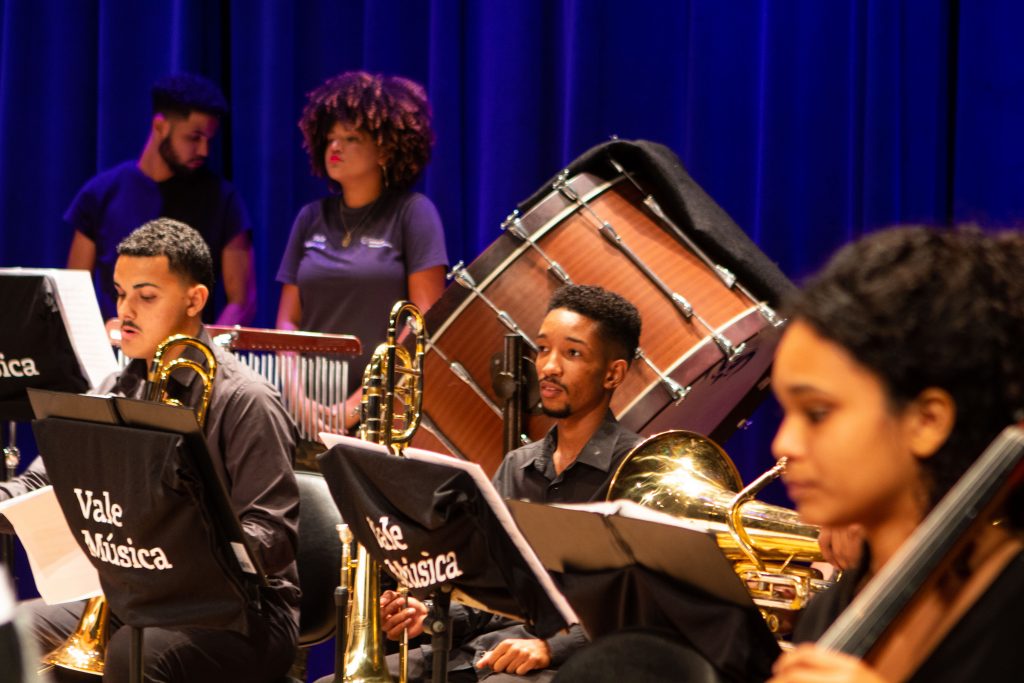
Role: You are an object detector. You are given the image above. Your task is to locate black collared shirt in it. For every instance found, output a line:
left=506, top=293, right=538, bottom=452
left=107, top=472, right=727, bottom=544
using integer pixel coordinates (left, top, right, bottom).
left=448, top=412, right=642, bottom=674
left=491, top=411, right=643, bottom=504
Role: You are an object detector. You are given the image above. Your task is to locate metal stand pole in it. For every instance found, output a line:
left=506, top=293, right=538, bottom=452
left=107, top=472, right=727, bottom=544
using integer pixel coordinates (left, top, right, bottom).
left=427, top=586, right=452, bottom=683
left=129, top=626, right=144, bottom=683
left=1, top=421, right=20, bottom=571
left=499, top=335, right=525, bottom=457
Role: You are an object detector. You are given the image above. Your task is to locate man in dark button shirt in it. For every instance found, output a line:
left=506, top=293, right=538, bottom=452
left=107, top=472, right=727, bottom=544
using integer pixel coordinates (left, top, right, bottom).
left=380, top=284, right=643, bottom=682
left=1, top=218, right=298, bottom=682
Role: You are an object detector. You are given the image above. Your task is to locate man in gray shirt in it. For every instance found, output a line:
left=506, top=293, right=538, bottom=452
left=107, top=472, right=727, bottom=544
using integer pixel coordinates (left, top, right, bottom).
left=380, top=284, right=643, bottom=682
left=1, top=219, right=299, bottom=682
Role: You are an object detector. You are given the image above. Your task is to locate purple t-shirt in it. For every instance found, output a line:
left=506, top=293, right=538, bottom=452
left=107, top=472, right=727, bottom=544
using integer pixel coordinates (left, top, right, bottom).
left=276, top=190, right=448, bottom=388
left=64, top=161, right=250, bottom=320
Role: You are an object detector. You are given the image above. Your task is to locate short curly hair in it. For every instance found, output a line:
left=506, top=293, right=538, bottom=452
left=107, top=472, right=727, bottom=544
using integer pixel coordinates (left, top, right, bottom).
left=151, top=73, right=227, bottom=119
left=548, top=285, right=642, bottom=365
left=299, top=71, right=434, bottom=191
left=117, top=218, right=215, bottom=293
left=785, top=226, right=1024, bottom=510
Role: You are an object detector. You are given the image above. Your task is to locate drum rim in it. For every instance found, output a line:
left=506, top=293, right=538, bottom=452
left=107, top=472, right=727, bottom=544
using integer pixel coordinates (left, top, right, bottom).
left=428, top=172, right=619, bottom=343
left=617, top=305, right=770, bottom=421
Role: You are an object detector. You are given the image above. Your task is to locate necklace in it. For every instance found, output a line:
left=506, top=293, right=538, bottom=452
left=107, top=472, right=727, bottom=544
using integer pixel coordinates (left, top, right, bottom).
left=338, top=199, right=377, bottom=248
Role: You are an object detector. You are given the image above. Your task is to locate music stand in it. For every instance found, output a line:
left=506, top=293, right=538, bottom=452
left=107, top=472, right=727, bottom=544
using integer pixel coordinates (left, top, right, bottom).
left=505, top=500, right=780, bottom=683
left=28, top=389, right=265, bottom=683
left=316, top=434, right=579, bottom=683
left=0, top=270, right=116, bottom=573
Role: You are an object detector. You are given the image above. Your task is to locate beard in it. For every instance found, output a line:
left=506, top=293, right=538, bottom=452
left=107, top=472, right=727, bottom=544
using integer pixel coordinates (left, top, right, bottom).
left=158, top=137, right=197, bottom=177
left=541, top=403, right=571, bottom=419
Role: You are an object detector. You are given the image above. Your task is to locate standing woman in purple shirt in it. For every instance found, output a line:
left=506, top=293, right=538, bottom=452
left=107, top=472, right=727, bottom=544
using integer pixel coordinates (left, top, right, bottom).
left=276, top=71, right=448, bottom=431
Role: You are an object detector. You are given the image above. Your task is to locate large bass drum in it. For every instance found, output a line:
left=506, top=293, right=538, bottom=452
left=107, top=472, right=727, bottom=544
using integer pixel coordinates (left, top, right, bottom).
left=415, top=140, right=793, bottom=475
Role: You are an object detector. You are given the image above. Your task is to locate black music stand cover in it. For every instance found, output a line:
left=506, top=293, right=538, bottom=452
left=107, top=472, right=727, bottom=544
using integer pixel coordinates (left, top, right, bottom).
left=506, top=500, right=779, bottom=683
left=317, top=441, right=574, bottom=638
left=0, top=276, right=88, bottom=422
left=30, top=396, right=264, bottom=634
left=519, top=139, right=796, bottom=306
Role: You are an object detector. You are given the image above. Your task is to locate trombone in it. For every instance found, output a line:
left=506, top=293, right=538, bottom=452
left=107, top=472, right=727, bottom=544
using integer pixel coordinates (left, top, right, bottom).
left=336, top=301, right=425, bottom=683
left=40, top=334, right=217, bottom=675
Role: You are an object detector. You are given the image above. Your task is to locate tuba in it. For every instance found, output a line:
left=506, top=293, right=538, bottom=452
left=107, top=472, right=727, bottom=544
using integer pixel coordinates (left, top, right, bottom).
left=40, top=334, right=217, bottom=675
left=337, top=301, right=425, bottom=683
left=606, top=430, right=830, bottom=634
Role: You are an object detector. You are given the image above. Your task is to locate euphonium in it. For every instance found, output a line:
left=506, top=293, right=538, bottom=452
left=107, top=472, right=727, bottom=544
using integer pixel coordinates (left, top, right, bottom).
left=40, top=334, right=217, bottom=675
left=606, top=430, right=830, bottom=634
left=339, top=301, right=425, bottom=683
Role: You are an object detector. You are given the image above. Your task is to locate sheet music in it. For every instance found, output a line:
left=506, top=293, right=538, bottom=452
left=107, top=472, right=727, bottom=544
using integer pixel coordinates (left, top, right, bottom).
left=319, top=432, right=580, bottom=627
left=0, top=486, right=102, bottom=604
left=555, top=498, right=717, bottom=533
left=0, top=268, right=116, bottom=389
left=0, top=566, right=14, bottom=624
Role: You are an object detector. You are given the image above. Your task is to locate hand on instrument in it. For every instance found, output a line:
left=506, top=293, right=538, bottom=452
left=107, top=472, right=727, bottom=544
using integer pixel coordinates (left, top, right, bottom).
left=476, top=638, right=551, bottom=675
left=818, top=524, right=864, bottom=572
left=768, top=644, right=889, bottom=683
left=380, top=589, right=428, bottom=640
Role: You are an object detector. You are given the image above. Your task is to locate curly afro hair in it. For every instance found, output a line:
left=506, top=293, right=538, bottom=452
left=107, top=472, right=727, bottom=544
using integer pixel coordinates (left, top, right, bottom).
left=299, top=71, right=434, bottom=191
left=784, top=226, right=1024, bottom=510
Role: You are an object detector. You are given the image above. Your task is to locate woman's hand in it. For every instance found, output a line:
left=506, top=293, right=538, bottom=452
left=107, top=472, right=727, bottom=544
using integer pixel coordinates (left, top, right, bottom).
left=768, top=644, right=889, bottom=683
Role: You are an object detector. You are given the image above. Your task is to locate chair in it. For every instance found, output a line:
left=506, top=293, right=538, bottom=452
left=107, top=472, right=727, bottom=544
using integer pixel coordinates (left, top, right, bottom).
left=285, top=471, right=343, bottom=681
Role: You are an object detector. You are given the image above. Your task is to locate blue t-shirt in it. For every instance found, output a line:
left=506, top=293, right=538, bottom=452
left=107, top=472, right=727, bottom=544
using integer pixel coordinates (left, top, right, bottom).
left=276, top=190, right=448, bottom=388
left=64, top=161, right=251, bottom=320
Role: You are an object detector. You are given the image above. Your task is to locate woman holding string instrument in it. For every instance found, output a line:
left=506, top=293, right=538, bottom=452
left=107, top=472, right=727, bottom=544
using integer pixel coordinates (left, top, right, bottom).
left=276, top=71, right=448, bottom=435
left=766, top=226, right=1024, bottom=683
left=554, top=226, right=1024, bottom=683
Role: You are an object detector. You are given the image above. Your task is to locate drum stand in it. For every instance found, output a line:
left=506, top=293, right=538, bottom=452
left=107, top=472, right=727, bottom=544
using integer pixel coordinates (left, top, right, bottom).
left=496, top=335, right=527, bottom=456
left=1, top=421, right=19, bottom=572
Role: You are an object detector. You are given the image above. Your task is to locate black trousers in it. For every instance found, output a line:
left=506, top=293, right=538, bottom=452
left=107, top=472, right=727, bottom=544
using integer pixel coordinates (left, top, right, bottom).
left=24, top=598, right=296, bottom=683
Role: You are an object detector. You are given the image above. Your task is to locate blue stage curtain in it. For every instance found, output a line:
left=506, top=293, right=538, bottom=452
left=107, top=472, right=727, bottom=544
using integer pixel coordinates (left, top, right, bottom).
left=3, top=0, right=1023, bottom=508
left=1, top=2, right=1023, bottom=664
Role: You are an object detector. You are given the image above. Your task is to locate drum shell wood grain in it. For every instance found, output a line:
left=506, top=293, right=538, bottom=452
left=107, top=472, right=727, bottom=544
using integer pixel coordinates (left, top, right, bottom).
left=415, top=173, right=778, bottom=475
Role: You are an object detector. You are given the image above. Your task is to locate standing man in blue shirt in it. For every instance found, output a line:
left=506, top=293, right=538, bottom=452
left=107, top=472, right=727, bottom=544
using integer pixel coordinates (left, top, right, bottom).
left=65, top=73, right=256, bottom=329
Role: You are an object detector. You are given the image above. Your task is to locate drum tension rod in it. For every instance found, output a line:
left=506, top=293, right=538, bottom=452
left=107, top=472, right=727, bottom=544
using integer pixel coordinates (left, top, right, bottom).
left=448, top=262, right=539, bottom=352
left=425, top=340, right=503, bottom=418
left=501, top=211, right=571, bottom=285
left=635, top=349, right=689, bottom=403
left=553, top=172, right=744, bottom=360
left=500, top=199, right=692, bottom=407
left=605, top=155, right=784, bottom=329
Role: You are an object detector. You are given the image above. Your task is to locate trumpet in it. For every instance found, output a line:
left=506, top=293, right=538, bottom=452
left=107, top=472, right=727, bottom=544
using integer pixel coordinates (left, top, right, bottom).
left=40, top=334, right=217, bottom=675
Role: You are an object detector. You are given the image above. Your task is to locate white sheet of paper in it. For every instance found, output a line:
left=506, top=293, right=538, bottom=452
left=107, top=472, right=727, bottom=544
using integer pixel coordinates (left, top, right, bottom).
left=0, top=566, right=14, bottom=623
left=0, top=486, right=102, bottom=604
left=0, top=268, right=117, bottom=389
left=555, top=498, right=717, bottom=533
